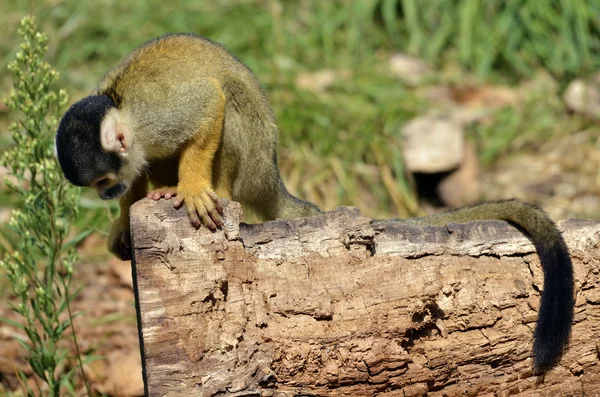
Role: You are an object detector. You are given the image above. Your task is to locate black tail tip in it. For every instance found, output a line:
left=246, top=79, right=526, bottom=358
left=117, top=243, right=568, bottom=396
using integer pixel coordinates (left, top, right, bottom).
left=532, top=332, right=570, bottom=375
left=530, top=236, right=574, bottom=375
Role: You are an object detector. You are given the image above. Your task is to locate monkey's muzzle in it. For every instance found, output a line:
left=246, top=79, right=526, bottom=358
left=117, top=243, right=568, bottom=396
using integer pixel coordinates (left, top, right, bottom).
left=99, top=183, right=127, bottom=200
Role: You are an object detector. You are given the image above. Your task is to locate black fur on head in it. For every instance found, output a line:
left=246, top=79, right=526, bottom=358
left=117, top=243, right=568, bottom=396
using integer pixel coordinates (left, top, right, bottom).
left=55, top=95, right=122, bottom=186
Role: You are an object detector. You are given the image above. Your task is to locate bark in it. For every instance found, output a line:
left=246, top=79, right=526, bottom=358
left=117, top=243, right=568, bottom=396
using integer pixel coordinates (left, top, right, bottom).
left=129, top=199, right=600, bottom=397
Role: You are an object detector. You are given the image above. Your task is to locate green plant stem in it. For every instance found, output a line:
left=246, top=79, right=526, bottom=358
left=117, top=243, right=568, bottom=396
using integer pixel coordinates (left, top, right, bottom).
left=63, top=277, right=91, bottom=397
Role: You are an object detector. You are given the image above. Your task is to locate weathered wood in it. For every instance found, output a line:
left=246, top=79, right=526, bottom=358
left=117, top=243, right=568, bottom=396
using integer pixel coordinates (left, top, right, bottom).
left=130, top=199, right=600, bottom=397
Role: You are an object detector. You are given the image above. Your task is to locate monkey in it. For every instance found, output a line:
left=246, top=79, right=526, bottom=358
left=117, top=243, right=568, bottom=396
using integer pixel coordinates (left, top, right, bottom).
left=391, top=198, right=574, bottom=374
left=54, top=33, right=322, bottom=260
left=54, top=33, right=572, bottom=374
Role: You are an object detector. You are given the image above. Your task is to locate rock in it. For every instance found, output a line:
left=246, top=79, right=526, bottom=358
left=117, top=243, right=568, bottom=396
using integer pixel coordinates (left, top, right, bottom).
left=437, top=141, right=480, bottom=207
left=388, top=53, right=432, bottom=85
left=400, top=113, right=464, bottom=173
left=563, top=75, right=600, bottom=120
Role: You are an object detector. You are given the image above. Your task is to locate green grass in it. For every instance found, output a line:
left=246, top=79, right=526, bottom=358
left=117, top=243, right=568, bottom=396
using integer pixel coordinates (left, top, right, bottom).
left=3, top=1, right=596, bottom=86
left=377, top=0, right=600, bottom=84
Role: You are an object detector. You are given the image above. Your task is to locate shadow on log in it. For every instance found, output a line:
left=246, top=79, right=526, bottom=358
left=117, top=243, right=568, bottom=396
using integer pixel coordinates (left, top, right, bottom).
left=129, top=199, right=600, bottom=397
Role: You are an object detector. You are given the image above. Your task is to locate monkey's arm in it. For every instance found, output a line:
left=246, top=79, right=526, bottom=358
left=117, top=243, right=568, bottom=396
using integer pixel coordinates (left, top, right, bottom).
left=404, top=199, right=574, bottom=373
left=108, top=174, right=148, bottom=260
left=171, top=78, right=225, bottom=230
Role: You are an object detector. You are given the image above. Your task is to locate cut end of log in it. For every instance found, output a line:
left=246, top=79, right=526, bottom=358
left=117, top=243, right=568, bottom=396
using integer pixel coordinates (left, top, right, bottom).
left=129, top=199, right=600, bottom=396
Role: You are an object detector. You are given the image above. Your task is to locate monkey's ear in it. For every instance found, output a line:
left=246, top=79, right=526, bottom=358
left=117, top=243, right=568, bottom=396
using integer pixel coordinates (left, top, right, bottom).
left=100, top=109, right=132, bottom=156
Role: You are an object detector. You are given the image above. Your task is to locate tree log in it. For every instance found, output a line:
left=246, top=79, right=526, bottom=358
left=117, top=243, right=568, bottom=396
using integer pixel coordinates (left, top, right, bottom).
left=129, top=199, right=600, bottom=397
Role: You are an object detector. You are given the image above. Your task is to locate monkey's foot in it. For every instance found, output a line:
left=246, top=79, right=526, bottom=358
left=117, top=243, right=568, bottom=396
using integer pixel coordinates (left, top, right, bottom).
left=108, top=219, right=132, bottom=261
left=147, top=186, right=178, bottom=200
left=173, top=188, right=223, bottom=230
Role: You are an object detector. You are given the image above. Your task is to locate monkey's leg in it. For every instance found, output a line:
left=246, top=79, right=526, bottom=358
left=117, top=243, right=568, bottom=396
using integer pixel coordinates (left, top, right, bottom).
left=213, top=160, right=233, bottom=199
left=173, top=80, right=225, bottom=229
left=108, top=174, right=148, bottom=260
left=211, top=139, right=235, bottom=200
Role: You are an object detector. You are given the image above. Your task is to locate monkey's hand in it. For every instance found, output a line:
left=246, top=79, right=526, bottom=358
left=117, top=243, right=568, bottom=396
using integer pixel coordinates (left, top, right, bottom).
left=108, top=218, right=132, bottom=261
left=173, top=188, right=223, bottom=230
left=147, top=186, right=178, bottom=201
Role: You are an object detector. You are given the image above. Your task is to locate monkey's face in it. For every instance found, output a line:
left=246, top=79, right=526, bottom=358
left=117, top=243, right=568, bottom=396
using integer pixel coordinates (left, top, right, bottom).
left=90, top=150, right=143, bottom=201
left=55, top=95, right=140, bottom=200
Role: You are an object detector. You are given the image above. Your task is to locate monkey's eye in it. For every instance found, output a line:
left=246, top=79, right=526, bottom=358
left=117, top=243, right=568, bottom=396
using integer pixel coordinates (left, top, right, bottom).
left=93, top=177, right=109, bottom=189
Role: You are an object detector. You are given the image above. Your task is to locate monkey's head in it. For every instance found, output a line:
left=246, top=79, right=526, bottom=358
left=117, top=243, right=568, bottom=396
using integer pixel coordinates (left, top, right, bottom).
left=55, top=95, right=141, bottom=200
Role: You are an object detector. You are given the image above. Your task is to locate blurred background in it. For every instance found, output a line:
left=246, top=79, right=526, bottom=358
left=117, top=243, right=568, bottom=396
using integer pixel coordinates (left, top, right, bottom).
left=0, top=0, right=599, bottom=395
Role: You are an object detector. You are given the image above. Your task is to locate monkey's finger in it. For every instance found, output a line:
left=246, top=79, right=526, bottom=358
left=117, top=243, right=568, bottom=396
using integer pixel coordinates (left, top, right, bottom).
left=190, top=215, right=202, bottom=228
left=173, top=196, right=185, bottom=208
left=213, top=199, right=223, bottom=216
left=202, top=213, right=217, bottom=230
left=207, top=191, right=224, bottom=214
left=148, top=191, right=165, bottom=200
left=194, top=197, right=217, bottom=230
left=209, top=212, right=222, bottom=228
left=200, top=194, right=223, bottom=227
left=186, top=201, right=202, bottom=228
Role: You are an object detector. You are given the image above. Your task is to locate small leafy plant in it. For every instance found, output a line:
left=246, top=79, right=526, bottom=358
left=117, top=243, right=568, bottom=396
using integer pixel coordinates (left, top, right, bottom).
left=0, top=16, right=91, bottom=397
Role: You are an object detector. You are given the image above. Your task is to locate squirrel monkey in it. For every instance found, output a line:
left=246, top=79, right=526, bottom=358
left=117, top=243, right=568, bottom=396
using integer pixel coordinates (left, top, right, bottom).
left=54, top=33, right=572, bottom=373
left=54, top=33, right=321, bottom=260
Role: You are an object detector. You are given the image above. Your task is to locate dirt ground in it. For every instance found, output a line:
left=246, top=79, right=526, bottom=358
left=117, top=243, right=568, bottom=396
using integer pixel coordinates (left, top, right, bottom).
left=0, top=235, right=144, bottom=396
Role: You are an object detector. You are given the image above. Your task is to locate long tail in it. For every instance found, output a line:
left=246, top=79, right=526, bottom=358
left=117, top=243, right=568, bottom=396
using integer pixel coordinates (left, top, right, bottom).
left=409, top=199, right=574, bottom=373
